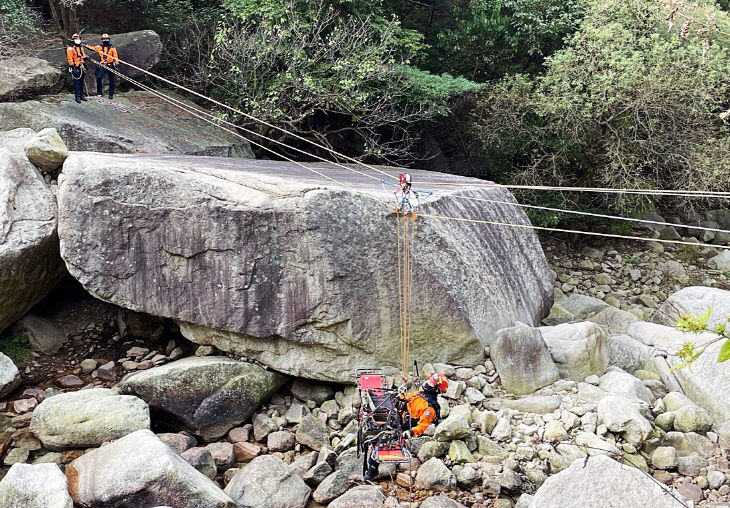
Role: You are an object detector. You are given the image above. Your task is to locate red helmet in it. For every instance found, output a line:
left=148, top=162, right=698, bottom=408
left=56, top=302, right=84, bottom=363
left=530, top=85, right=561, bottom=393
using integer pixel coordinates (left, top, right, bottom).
left=428, top=373, right=449, bottom=393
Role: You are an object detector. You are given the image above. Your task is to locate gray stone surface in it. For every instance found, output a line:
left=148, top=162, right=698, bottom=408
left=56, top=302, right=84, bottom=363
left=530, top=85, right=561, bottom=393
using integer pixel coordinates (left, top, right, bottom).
left=66, top=429, right=234, bottom=507
left=607, top=334, right=655, bottom=374
left=0, top=133, right=66, bottom=334
left=24, top=128, right=68, bottom=172
left=11, top=314, right=67, bottom=354
left=0, top=57, right=64, bottom=101
left=180, top=447, right=217, bottom=479
left=491, top=326, right=559, bottom=395
left=596, top=395, right=652, bottom=445
left=0, top=352, right=21, bottom=399
left=30, top=388, right=150, bottom=450
left=0, top=463, right=72, bottom=508
left=415, top=457, right=457, bottom=491
left=118, top=356, right=286, bottom=440
left=540, top=322, right=610, bottom=380
left=529, top=455, right=688, bottom=508
left=0, top=91, right=254, bottom=157
left=328, top=485, right=385, bottom=508
left=57, top=153, right=553, bottom=382
left=598, top=371, right=653, bottom=404
left=708, top=250, right=730, bottom=270
left=224, top=455, right=311, bottom=508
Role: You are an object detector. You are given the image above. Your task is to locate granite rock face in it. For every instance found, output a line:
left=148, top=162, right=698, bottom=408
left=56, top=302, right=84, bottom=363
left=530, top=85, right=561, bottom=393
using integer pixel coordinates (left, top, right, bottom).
left=0, top=129, right=66, bottom=333
left=0, top=57, right=64, bottom=101
left=0, top=92, right=253, bottom=157
left=57, top=153, right=553, bottom=382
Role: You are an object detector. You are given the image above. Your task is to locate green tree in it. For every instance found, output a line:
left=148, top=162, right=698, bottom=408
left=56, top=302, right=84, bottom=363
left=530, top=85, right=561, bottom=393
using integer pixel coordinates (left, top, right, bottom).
left=467, top=0, right=730, bottom=212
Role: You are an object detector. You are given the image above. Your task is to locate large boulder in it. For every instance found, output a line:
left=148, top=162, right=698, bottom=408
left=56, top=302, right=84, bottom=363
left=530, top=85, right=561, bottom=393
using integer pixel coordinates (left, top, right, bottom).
left=30, top=388, right=150, bottom=450
left=0, top=57, right=64, bottom=101
left=596, top=395, right=652, bottom=446
left=491, top=326, right=559, bottom=395
left=650, top=288, right=730, bottom=423
left=0, top=131, right=66, bottom=333
left=118, top=356, right=287, bottom=440
left=56, top=153, right=554, bottom=382
left=10, top=314, right=67, bottom=355
left=37, top=30, right=163, bottom=93
left=66, top=429, right=235, bottom=507
left=328, top=485, right=385, bottom=508
left=0, top=352, right=21, bottom=399
left=653, top=286, right=730, bottom=330
left=0, top=463, right=73, bottom=508
left=540, top=322, right=610, bottom=380
left=0, top=92, right=254, bottom=157
left=224, top=455, right=311, bottom=508
left=529, top=455, right=688, bottom=508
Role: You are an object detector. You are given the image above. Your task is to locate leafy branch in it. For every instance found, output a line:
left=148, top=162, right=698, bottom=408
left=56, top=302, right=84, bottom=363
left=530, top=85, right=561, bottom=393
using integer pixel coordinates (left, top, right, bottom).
left=672, top=309, right=730, bottom=370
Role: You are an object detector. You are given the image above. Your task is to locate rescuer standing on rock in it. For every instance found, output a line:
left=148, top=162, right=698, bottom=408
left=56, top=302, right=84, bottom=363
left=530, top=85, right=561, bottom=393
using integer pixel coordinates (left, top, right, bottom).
left=86, top=34, right=118, bottom=100
left=66, top=33, right=88, bottom=104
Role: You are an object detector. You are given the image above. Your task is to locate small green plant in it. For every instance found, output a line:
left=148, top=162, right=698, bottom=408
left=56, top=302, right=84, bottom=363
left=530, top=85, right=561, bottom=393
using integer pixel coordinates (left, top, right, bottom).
left=624, top=258, right=638, bottom=265
left=0, top=335, right=30, bottom=364
left=723, top=271, right=730, bottom=279
left=673, top=309, right=730, bottom=370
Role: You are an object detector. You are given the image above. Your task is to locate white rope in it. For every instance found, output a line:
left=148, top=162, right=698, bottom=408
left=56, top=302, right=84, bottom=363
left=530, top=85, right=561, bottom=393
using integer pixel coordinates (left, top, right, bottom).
left=453, top=195, right=730, bottom=235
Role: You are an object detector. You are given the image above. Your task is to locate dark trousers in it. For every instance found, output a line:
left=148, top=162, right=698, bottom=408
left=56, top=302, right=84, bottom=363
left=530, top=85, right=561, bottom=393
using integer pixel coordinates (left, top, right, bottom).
left=96, top=67, right=116, bottom=97
left=71, top=67, right=85, bottom=99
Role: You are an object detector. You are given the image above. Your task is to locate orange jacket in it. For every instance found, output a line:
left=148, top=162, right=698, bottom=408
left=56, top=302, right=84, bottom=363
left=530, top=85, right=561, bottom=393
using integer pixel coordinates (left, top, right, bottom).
left=66, top=45, right=87, bottom=66
left=86, top=44, right=118, bottom=65
left=404, top=390, right=437, bottom=436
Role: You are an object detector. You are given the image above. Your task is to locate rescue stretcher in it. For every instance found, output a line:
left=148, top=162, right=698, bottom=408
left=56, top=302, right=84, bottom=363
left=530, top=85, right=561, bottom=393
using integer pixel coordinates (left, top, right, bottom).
left=355, top=368, right=411, bottom=476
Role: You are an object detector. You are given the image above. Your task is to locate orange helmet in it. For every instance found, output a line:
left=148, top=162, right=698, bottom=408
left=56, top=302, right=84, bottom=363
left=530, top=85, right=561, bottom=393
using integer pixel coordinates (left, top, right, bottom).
left=428, top=373, right=449, bottom=393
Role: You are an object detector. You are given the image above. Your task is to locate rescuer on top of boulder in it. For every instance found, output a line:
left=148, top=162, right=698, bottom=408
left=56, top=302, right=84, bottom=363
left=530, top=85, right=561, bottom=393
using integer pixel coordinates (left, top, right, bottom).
left=86, top=34, right=118, bottom=100
left=66, top=33, right=88, bottom=104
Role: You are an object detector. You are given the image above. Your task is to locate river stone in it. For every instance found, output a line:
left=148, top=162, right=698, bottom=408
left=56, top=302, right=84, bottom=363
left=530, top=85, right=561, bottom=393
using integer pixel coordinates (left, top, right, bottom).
left=596, top=395, right=652, bottom=445
left=434, top=415, right=470, bottom=442
left=312, top=470, right=350, bottom=504
left=598, top=371, right=653, bottom=404
left=540, top=322, right=610, bottom=380
left=651, top=447, right=678, bottom=470
left=584, top=305, right=638, bottom=335
left=491, top=327, right=559, bottom=395
left=0, top=352, right=21, bottom=399
left=180, top=447, right=217, bottom=479
left=673, top=406, right=713, bottom=433
left=56, top=153, right=553, bottom=382
left=662, top=432, right=716, bottom=458
left=529, top=455, right=688, bottom=508
left=607, top=334, right=655, bottom=374
left=420, top=496, right=467, bottom=508
left=708, top=250, right=730, bottom=270
left=30, top=388, right=150, bottom=450
left=415, top=457, right=457, bottom=491
left=0, top=463, right=72, bottom=508
left=418, top=440, right=450, bottom=462
left=0, top=141, right=66, bottom=334
left=328, top=485, right=385, bottom=508
left=653, top=287, right=730, bottom=330
left=290, top=379, right=334, bottom=405
left=118, top=356, right=287, bottom=440
left=501, top=395, right=561, bottom=414
left=10, top=314, right=67, bottom=355
left=224, top=455, right=311, bottom=508
left=23, top=128, right=68, bottom=173
left=0, top=57, right=64, bottom=101
left=66, top=429, right=234, bottom=507
left=296, top=415, right=329, bottom=451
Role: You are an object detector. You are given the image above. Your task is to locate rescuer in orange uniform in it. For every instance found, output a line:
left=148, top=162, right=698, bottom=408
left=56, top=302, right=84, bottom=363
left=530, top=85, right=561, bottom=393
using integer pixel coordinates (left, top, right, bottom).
left=86, top=34, right=118, bottom=99
left=66, top=33, right=88, bottom=103
left=401, top=373, right=448, bottom=438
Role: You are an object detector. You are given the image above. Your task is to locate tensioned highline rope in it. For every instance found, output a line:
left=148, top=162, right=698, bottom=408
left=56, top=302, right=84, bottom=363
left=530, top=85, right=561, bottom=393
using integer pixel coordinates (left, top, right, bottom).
left=81, top=55, right=730, bottom=251
left=76, top=51, right=730, bottom=200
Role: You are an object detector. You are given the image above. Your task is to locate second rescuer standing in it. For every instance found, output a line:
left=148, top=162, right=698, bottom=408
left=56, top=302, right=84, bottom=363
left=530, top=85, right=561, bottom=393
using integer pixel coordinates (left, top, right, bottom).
left=66, top=33, right=88, bottom=103
left=86, top=34, right=119, bottom=100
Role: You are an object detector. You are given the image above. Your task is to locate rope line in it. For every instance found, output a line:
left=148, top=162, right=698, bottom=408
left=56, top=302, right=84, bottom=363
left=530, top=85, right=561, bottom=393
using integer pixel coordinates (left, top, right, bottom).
left=418, top=213, right=730, bottom=250
left=79, top=55, right=730, bottom=252
left=83, top=55, right=392, bottom=209
left=453, top=195, right=730, bottom=235
left=74, top=51, right=730, bottom=200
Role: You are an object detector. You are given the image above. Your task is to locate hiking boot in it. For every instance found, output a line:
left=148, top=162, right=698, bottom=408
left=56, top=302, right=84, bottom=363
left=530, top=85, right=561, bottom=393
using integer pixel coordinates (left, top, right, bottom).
left=75, top=97, right=82, bottom=104
left=80, top=96, right=88, bottom=102
left=108, top=95, right=113, bottom=100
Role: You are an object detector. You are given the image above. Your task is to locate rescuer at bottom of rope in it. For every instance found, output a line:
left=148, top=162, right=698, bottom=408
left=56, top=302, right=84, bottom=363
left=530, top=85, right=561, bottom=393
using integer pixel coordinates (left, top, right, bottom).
left=66, top=33, right=88, bottom=104
left=86, top=34, right=119, bottom=100
left=400, top=373, right=448, bottom=439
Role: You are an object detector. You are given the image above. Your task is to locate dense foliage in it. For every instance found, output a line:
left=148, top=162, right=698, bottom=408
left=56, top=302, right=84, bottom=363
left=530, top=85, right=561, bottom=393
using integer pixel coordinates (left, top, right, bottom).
left=466, top=0, right=730, bottom=213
